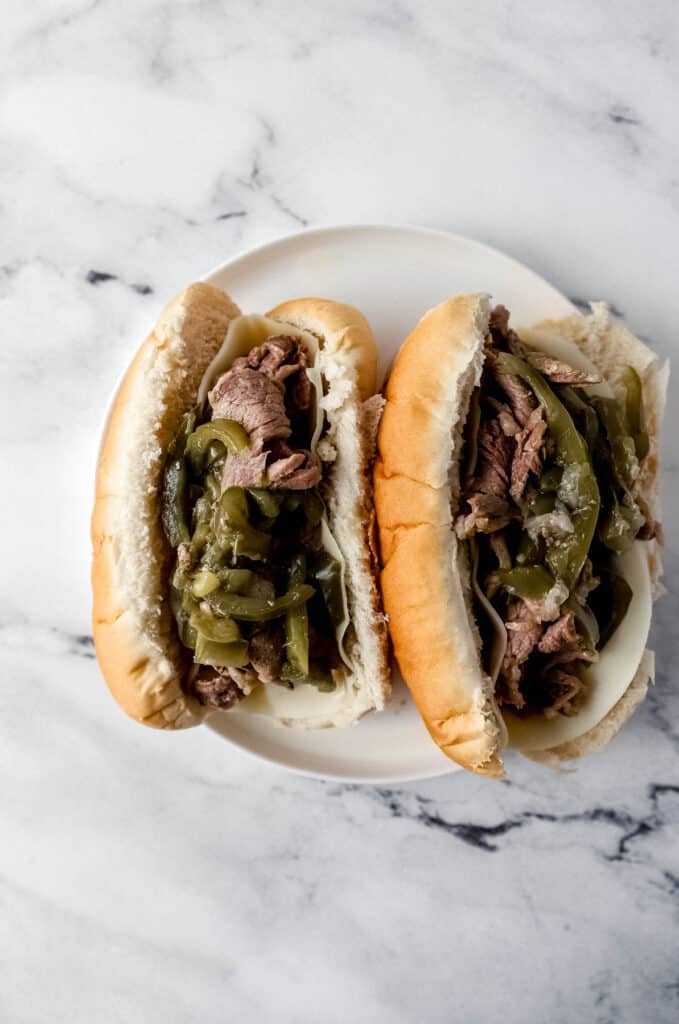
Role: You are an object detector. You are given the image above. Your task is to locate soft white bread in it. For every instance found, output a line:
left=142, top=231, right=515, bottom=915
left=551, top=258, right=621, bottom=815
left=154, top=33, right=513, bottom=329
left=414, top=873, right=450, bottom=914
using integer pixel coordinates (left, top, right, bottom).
left=92, top=284, right=242, bottom=728
left=375, top=296, right=664, bottom=776
left=92, top=285, right=390, bottom=729
left=374, top=295, right=506, bottom=777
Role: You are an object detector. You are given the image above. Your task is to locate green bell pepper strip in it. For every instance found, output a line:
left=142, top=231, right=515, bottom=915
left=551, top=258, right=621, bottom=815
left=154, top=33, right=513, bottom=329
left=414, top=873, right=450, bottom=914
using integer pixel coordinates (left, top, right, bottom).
left=207, top=584, right=315, bottom=622
left=191, top=569, right=220, bottom=597
left=494, top=565, right=556, bottom=602
left=215, top=488, right=272, bottom=560
left=312, top=553, right=345, bottom=627
left=621, top=366, right=649, bottom=461
left=496, top=353, right=600, bottom=590
left=247, top=488, right=284, bottom=519
left=557, top=386, right=600, bottom=446
left=515, top=532, right=542, bottom=566
left=285, top=554, right=309, bottom=677
left=280, top=661, right=336, bottom=692
left=161, top=458, right=190, bottom=547
left=591, top=397, right=639, bottom=491
left=185, top=419, right=250, bottom=468
left=194, top=634, right=250, bottom=668
left=190, top=608, right=242, bottom=643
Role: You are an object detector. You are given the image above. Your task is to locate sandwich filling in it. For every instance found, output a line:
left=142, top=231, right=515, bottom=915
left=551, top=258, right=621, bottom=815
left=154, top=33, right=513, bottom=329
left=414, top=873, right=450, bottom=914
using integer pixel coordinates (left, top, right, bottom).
left=161, top=317, right=353, bottom=711
left=457, top=306, right=659, bottom=720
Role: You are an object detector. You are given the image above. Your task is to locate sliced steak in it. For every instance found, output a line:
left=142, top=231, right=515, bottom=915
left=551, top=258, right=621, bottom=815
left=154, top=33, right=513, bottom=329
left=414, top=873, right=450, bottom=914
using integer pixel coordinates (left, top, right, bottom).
left=510, top=407, right=547, bottom=501
left=538, top=612, right=577, bottom=654
left=542, top=668, right=587, bottom=718
left=191, top=668, right=245, bottom=709
left=221, top=449, right=269, bottom=489
left=249, top=623, right=285, bottom=684
left=267, top=441, right=322, bottom=490
left=497, top=600, right=543, bottom=710
left=524, top=351, right=601, bottom=385
left=458, top=417, right=514, bottom=536
left=208, top=367, right=291, bottom=448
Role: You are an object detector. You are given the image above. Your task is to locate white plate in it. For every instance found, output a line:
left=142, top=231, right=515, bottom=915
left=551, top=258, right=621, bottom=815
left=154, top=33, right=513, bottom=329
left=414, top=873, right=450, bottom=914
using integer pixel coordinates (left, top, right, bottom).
left=202, top=224, right=575, bottom=783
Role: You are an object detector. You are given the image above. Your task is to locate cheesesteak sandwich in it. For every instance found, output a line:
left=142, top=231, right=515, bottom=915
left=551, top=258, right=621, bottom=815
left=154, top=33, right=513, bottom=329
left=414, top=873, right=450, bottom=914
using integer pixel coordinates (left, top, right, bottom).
left=375, top=295, right=665, bottom=776
left=92, top=283, right=389, bottom=729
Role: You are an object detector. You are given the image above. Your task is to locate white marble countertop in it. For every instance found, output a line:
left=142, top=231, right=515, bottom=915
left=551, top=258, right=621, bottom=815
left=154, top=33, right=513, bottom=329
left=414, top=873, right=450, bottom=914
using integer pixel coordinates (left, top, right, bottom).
left=2, top=2, right=678, bottom=1021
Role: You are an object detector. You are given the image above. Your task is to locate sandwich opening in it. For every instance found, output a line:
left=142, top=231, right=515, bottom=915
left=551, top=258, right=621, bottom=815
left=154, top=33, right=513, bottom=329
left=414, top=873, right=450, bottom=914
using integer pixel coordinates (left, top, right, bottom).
left=455, top=305, right=659, bottom=736
left=160, top=315, right=357, bottom=715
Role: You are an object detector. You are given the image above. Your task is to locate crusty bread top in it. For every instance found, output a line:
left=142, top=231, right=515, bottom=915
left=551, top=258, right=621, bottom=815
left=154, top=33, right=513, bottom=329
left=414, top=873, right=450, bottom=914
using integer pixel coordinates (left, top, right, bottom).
left=92, top=284, right=242, bottom=727
left=374, top=295, right=506, bottom=777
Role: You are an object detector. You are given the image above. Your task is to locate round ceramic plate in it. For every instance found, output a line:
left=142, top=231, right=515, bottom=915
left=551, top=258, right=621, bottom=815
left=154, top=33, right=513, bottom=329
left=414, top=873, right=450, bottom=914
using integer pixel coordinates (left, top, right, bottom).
left=202, top=224, right=576, bottom=782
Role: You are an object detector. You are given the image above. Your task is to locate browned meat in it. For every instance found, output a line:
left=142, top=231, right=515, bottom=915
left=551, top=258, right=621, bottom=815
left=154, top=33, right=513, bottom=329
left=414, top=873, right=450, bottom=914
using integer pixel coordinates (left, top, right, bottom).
left=460, top=493, right=513, bottom=537
left=267, top=441, right=322, bottom=490
left=191, top=668, right=245, bottom=709
left=491, top=362, right=536, bottom=426
left=524, top=351, right=601, bottom=385
left=497, top=600, right=543, bottom=709
left=510, top=407, right=547, bottom=501
left=209, top=367, right=291, bottom=448
left=489, top=531, right=511, bottom=568
left=458, top=417, right=514, bottom=535
left=290, top=367, right=313, bottom=412
left=542, top=668, right=587, bottom=718
left=221, top=449, right=269, bottom=489
left=249, top=623, right=285, bottom=684
left=486, top=397, right=520, bottom=436
left=538, top=612, right=577, bottom=654
left=489, top=304, right=511, bottom=338
left=246, top=335, right=301, bottom=380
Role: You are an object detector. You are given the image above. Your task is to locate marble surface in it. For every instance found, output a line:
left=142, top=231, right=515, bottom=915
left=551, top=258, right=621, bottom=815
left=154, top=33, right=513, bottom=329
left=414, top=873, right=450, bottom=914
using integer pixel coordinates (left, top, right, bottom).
left=1, top=1, right=678, bottom=1021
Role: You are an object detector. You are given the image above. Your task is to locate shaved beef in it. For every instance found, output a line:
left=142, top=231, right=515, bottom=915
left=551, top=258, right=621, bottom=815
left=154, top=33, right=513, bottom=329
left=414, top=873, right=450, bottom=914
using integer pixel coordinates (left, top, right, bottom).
left=191, top=668, right=245, bottom=709
left=538, top=612, right=577, bottom=654
left=524, top=351, right=601, bottom=385
left=458, top=417, right=514, bottom=536
left=497, top=600, right=543, bottom=709
left=542, top=668, right=587, bottom=718
left=209, top=367, right=291, bottom=448
left=489, top=304, right=512, bottom=338
left=266, top=441, right=322, bottom=490
left=489, top=531, right=511, bottom=568
left=243, top=335, right=313, bottom=414
left=246, top=335, right=300, bottom=380
left=489, top=359, right=536, bottom=426
left=221, top=449, right=269, bottom=489
left=249, top=623, right=285, bottom=684
left=486, top=398, right=520, bottom=437
left=510, top=407, right=547, bottom=501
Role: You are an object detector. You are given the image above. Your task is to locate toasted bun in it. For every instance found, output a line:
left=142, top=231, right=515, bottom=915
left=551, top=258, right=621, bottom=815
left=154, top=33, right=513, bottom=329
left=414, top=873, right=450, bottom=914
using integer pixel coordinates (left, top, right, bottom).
left=375, top=296, right=664, bottom=776
left=92, top=286, right=389, bottom=729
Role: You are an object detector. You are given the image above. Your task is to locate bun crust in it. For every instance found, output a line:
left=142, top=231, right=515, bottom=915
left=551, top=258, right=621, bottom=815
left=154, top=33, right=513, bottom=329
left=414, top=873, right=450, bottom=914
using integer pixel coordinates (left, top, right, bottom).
left=374, top=295, right=505, bottom=777
left=92, top=287, right=389, bottom=729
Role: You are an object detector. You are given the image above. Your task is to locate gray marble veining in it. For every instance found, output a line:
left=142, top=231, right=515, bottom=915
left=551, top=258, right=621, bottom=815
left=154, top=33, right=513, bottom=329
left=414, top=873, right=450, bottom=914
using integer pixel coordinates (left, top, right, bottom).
left=1, top=1, right=677, bottom=1021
